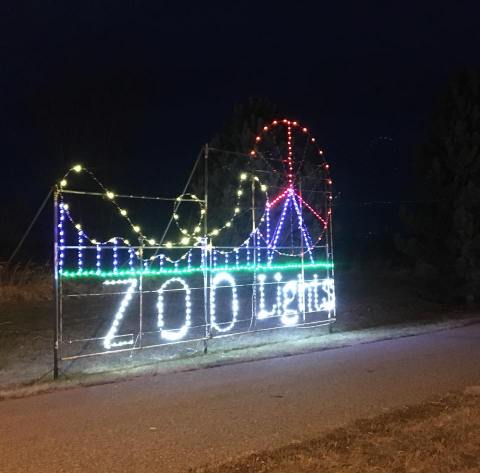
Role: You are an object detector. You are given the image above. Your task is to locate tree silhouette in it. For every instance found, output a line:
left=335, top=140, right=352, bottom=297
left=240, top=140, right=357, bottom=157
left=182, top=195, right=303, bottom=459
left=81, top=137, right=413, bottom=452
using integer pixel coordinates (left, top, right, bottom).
left=400, top=69, right=480, bottom=303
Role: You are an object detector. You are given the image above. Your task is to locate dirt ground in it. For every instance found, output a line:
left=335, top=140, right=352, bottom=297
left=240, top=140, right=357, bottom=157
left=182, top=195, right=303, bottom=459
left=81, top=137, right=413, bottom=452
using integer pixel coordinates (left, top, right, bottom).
left=193, top=388, right=480, bottom=473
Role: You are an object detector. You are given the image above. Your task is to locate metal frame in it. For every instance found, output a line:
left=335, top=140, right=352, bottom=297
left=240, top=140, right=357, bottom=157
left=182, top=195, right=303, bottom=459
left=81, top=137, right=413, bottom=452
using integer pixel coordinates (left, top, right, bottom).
left=52, top=144, right=335, bottom=378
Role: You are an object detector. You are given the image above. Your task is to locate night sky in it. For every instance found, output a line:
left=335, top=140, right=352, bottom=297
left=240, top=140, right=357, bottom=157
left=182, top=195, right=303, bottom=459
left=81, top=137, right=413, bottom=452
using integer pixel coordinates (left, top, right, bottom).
left=1, top=1, right=479, bottom=258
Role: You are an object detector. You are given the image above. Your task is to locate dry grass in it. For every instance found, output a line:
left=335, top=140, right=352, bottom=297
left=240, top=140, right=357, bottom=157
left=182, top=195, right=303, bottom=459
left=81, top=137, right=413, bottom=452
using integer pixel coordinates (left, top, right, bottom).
left=193, top=389, right=480, bottom=473
left=0, top=262, right=52, bottom=302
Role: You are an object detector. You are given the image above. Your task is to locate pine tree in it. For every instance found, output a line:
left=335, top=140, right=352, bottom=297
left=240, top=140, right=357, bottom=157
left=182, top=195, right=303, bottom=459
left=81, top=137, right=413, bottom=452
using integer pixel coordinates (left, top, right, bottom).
left=402, top=69, right=480, bottom=303
left=191, top=97, right=280, bottom=246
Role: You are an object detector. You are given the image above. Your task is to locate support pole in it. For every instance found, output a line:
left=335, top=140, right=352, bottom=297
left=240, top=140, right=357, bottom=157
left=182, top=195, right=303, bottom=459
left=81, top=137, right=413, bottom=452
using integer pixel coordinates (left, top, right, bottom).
left=138, top=245, right=144, bottom=347
left=53, top=188, right=60, bottom=380
left=328, top=195, right=335, bottom=333
left=203, top=145, right=210, bottom=354
left=251, top=168, right=257, bottom=329
left=299, top=179, right=306, bottom=322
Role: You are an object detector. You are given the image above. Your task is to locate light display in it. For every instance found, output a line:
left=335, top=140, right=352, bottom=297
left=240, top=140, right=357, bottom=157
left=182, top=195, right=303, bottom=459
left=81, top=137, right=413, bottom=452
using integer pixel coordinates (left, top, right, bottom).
left=210, top=272, right=239, bottom=333
left=157, top=277, right=192, bottom=341
left=53, top=118, right=336, bottom=362
left=103, top=279, right=138, bottom=349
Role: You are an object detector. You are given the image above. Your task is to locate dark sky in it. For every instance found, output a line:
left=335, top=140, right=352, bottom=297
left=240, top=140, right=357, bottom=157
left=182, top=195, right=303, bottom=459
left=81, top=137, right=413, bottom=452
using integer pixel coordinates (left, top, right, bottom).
left=1, top=1, right=479, bottom=256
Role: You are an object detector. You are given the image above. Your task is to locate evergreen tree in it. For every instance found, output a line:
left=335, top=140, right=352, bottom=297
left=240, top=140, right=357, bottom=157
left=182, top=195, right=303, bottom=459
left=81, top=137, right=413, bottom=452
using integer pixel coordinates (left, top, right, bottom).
left=401, top=69, right=480, bottom=303
left=191, top=97, right=280, bottom=246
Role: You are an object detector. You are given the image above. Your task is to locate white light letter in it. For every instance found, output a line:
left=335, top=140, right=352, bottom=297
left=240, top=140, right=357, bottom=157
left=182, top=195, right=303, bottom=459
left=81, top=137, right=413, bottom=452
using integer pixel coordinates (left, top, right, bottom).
left=281, top=280, right=299, bottom=326
left=103, top=279, right=137, bottom=349
left=210, top=272, right=238, bottom=332
left=158, top=277, right=191, bottom=341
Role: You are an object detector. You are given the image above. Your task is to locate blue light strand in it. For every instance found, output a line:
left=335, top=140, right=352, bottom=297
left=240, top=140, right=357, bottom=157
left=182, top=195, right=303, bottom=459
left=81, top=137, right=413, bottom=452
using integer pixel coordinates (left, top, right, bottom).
left=291, top=193, right=314, bottom=263
left=58, top=202, right=65, bottom=270
left=268, top=192, right=291, bottom=265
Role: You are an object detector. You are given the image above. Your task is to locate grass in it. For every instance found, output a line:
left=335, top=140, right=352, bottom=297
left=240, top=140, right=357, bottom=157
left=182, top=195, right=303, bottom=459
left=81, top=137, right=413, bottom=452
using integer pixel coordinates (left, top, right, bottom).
left=0, top=262, right=52, bottom=302
left=191, top=387, right=480, bottom=473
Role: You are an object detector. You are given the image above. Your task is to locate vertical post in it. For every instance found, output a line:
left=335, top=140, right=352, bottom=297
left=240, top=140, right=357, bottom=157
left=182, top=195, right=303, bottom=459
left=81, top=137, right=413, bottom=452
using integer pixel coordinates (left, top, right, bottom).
left=203, top=145, right=210, bottom=353
left=299, top=179, right=306, bottom=323
left=53, top=188, right=60, bottom=380
left=251, top=170, right=257, bottom=328
left=138, top=244, right=144, bottom=347
left=327, top=192, right=335, bottom=333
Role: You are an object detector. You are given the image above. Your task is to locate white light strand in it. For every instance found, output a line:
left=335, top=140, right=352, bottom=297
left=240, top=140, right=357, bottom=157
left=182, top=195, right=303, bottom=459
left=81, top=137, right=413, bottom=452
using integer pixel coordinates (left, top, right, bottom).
left=58, top=203, right=65, bottom=270
left=268, top=195, right=291, bottom=265
left=281, top=280, right=299, bottom=326
left=257, top=273, right=273, bottom=319
left=210, top=272, right=239, bottom=333
left=157, top=277, right=192, bottom=341
left=103, top=278, right=137, bottom=349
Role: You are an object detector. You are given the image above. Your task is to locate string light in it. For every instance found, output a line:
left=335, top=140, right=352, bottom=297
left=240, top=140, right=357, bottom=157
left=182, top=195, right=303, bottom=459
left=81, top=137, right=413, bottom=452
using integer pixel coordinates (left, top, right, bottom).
left=112, top=238, right=118, bottom=273
left=103, top=279, right=137, bottom=349
left=207, top=172, right=269, bottom=240
left=59, top=261, right=333, bottom=279
left=257, top=273, right=272, bottom=319
left=210, top=272, right=238, bottom=333
left=281, top=280, right=299, bottom=326
left=58, top=202, right=65, bottom=269
left=157, top=277, right=192, bottom=341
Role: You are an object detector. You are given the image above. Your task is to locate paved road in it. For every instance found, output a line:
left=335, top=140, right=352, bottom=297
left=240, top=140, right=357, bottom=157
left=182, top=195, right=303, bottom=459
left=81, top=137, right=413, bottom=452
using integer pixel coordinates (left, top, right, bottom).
left=1, top=323, right=479, bottom=472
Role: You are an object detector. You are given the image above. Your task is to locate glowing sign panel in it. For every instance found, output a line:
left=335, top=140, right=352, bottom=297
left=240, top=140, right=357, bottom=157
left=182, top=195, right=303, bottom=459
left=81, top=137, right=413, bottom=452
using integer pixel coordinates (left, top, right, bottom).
left=102, top=272, right=335, bottom=348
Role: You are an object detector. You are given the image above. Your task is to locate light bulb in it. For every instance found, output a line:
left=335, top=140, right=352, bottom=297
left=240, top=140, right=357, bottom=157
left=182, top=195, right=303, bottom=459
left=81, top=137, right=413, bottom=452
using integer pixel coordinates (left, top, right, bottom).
left=133, top=225, right=140, bottom=233
left=60, top=179, right=67, bottom=187
left=120, top=209, right=127, bottom=216
left=72, top=164, right=82, bottom=173
left=106, top=191, right=115, bottom=199
left=240, top=173, right=247, bottom=180
left=165, top=241, right=173, bottom=248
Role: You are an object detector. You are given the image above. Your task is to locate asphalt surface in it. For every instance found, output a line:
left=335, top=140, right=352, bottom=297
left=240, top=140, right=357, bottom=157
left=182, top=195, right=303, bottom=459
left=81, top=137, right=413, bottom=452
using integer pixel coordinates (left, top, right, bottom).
left=1, top=323, right=479, bottom=473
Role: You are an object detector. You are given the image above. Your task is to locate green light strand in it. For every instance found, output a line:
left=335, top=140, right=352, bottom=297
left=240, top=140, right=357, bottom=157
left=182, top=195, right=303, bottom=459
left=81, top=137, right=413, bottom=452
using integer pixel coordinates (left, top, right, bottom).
left=60, top=261, right=333, bottom=279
